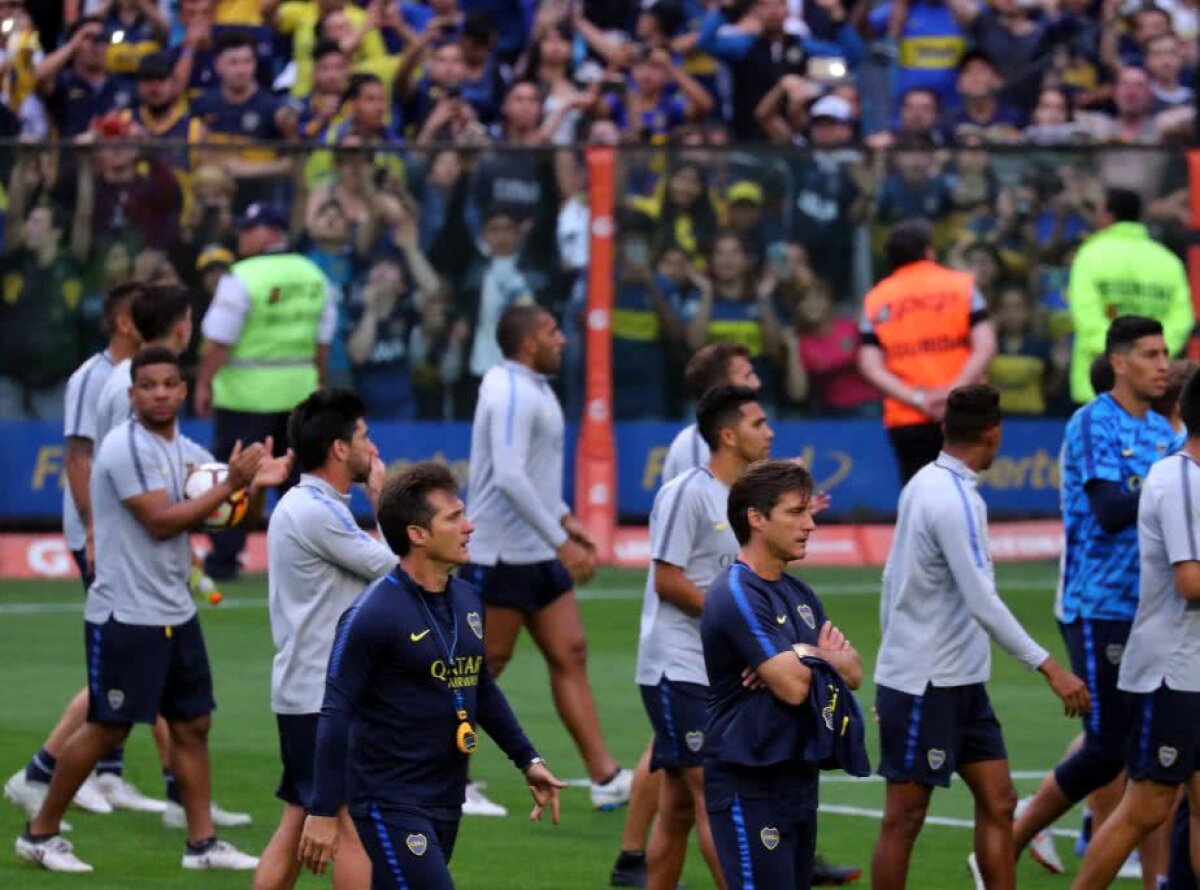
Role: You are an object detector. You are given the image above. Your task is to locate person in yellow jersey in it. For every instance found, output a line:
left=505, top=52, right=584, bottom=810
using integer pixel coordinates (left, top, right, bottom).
left=194, top=202, right=337, bottom=580
left=1067, top=186, right=1193, bottom=404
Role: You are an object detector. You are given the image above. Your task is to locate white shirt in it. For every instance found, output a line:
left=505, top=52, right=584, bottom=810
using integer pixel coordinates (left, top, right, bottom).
left=875, top=453, right=1049, bottom=696
left=267, top=474, right=398, bottom=714
left=636, top=467, right=737, bottom=686
left=93, top=359, right=134, bottom=448
left=1120, top=453, right=1200, bottom=694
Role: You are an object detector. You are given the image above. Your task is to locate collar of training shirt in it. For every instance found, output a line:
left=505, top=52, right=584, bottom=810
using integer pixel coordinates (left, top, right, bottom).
left=502, top=358, right=549, bottom=383
left=298, top=472, right=352, bottom=506
left=932, top=451, right=978, bottom=484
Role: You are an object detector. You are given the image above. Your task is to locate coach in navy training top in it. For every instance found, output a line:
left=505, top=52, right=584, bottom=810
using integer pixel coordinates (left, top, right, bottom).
left=299, top=463, right=565, bottom=890
left=700, top=460, right=867, bottom=890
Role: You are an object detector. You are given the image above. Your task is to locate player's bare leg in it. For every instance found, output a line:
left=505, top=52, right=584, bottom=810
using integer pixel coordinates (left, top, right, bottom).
left=1014, top=772, right=1076, bottom=854
left=1138, top=812, right=1173, bottom=890
left=254, top=804, right=305, bottom=890
left=871, top=780, right=932, bottom=890
left=482, top=604, right=526, bottom=678
left=646, top=770, right=694, bottom=890
left=526, top=591, right=619, bottom=783
left=1072, top=779, right=1179, bottom=888
left=28, top=722, right=131, bottom=836
left=255, top=805, right=367, bottom=890
left=958, top=759, right=1017, bottom=890
left=167, top=715, right=215, bottom=843
left=620, top=742, right=660, bottom=849
left=40, top=689, right=90, bottom=755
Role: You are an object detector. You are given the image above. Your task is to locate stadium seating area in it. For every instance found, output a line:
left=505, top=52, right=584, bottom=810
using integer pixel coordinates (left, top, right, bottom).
left=0, top=0, right=1195, bottom=422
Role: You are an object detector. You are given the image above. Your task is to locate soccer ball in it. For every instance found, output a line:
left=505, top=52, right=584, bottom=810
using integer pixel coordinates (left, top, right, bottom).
left=184, top=462, right=250, bottom=530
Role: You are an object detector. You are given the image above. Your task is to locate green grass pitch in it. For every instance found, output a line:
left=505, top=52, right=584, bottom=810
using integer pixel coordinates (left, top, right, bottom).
left=0, top=563, right=1091, bottom=888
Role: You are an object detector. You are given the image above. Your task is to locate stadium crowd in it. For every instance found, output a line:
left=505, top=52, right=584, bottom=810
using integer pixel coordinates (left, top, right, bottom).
left=0, top=0, right=1196, bottom=424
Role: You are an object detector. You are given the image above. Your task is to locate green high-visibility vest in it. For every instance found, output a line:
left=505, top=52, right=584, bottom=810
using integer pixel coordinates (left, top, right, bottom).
left=214, top=253, right=328, bottom=413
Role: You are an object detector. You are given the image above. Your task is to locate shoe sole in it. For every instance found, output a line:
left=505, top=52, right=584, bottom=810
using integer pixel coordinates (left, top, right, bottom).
left=108, top=799, right=167, bottom=813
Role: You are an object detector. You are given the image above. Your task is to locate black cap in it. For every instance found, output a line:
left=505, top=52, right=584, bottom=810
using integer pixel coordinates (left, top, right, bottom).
left=137, top=51, right=174, bottom=81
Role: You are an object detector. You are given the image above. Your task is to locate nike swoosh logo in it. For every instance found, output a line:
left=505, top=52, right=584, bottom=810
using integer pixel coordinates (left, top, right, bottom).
left=775, top=615, right=787, bottom=624
left=410, top=629, right=431, bottom=642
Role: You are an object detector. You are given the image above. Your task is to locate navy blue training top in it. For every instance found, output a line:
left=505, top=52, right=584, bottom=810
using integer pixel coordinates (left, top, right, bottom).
left=701, top=561, right=829, bottom=768
left=310, top=567, right=538, bottom=817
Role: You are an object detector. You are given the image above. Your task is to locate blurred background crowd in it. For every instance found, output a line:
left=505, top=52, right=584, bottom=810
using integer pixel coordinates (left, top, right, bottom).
left=0, top=0, right=1195, bottom=422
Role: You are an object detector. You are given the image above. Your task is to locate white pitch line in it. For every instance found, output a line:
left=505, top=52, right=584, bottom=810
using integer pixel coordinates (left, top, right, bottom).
left=820, top=804, right=1081, bottom=840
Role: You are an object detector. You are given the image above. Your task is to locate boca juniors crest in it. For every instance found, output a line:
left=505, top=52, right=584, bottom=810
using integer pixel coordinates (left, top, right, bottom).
left=406, top=833, right=428, bottom=856
left=467, top=612, right=483, bottom=640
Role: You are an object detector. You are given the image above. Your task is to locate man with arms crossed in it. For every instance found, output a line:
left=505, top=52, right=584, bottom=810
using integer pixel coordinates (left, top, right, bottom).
left=1014, top=317, right=1175, bottom=885
left=463, top=304, right=631, bottom=812
left=16, top=346, right=286, bottom=872
left=637, top=385, right=772, bottom=890
left=870, top=385, right=1089, bottom=890
left=1071, top=371, right=1200, bottom=888
left=298, top=463, right=566, bottom=888
left=255, top=388, right=397, bottom=889
left=701, top=460, right=868, bottom=888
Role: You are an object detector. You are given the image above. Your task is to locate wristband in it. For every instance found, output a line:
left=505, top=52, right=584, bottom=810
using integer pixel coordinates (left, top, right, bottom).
left=524, top=756, right=545, bottom=772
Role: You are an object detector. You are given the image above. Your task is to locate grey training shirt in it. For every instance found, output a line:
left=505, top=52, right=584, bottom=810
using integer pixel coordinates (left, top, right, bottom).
left=93, top=358, right=133, bottom=447
left=62, top=350, right=116, bottom=551
left=662, top=423, right=710, bottom=485
left=85, top=419, right=212, bottom=626
left=1120, top=452, right=1200, bottom=694
left=636, top=466, right=737, bottom=687
left=875, top=453, right=1049, bottom=696
left=466, top=360, right=569, bottom=565
left=267, top=474, right=399, bottom=714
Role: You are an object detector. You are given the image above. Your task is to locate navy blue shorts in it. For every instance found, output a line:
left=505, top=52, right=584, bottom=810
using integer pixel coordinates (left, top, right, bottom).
left=70, top=548, right=93, bottom=594
left=1055, top=619, right=1131, bottom=801
left=876, top=683, right=1007, bottom=788
left=640, top=679, right=708, bottom=771
left=1125, top=685, right=1200, bottom=785
left=460, top=560, right=572, bottom=615
left=354, top=805, right=460, bottom=890
left=275, top=713, right=318, bottom=808
left=705, top=760, right=818, bottom=890
left=85, top=616, right=215, bottom=725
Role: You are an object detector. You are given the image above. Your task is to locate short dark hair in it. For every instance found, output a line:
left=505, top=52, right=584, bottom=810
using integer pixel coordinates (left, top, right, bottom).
left=942, top=384, right=1002, bottom=445
left=1105, top=315, right=1163, bottom=355
left=287, top=388, right=366, bottom=473
left=885, top=219, right=933, bottom=271
left=1180, top=365, right=1200, bottom=436
left=102, top=281, right=147, bottom=332
left=131, top=284, right=191, bottom=343
left=313, top=38, right=346, bottom=62
left=462, top=10, right=496, bottom=43
left=684, top=342, right=752, bottom=401
left=696, top=385, right=759, bottom=450
left=496, top=304, right=546, bottom=359
left=377, top=462, right=458, bottom=556
left=1090, top=354, right=1115, bottom=394
left=214, top=29, right=256, bottom=56
left=345, top=72, right=383, bottom=102
left=130, top=345, right=181, bottom=379
left=1104, top=187, right=1142, bottom=223
left=727, top=460, right=813, bottom=546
